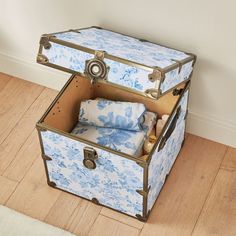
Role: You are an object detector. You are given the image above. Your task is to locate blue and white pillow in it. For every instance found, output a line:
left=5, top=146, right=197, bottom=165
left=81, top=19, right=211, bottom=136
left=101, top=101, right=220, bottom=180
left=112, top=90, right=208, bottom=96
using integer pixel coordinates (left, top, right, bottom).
left=72, top=110, right=157, bottom=157
left=71, top=124, right=146, bottom=157
left=78, top=99, right=146, bottom=131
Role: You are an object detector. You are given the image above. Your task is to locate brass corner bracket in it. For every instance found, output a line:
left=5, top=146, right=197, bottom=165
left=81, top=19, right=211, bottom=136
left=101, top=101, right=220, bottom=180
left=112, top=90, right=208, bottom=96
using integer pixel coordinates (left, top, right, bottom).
left=48, top=181, right=56, bottom=187
left=37, top=54, right=49, bottom=64
left=148, top=68, right=163, bottom=82
left=40, top=34, right=54, bottom=49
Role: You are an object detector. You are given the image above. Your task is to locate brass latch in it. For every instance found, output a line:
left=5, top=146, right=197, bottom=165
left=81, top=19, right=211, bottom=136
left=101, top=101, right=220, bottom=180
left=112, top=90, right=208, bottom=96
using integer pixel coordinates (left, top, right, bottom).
left=84, top=50, right=109, bottom=84
left=83, top=147, right=98, bottom=169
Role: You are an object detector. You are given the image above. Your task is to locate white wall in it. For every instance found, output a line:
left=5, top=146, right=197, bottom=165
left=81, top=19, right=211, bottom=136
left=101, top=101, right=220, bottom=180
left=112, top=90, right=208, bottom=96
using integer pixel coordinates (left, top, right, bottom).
left=0, top=0, right=235, bottom=147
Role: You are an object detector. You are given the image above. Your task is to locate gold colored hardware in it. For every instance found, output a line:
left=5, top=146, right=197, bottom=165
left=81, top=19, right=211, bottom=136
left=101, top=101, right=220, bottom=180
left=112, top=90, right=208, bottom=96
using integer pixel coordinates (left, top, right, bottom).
left=145, top=89, right=159, bottom=99
left=91, top=197, right=99, bottom=204
left=37, top=54, right=49, bottom=64
left=95, top=50, right=105, bottom=60
left=135, top=213, right=149, bottom=222
left=42, top=154, right=52, bottom=161
left=40, top=35, right=53, bottom=49
left=85, top=51, right=109, bottom=84
left=83, top=147, right=98, bottom=169
left=148, top=69, right=162, bottom=82
left=48, top=181, right=56, bottom=187
left=136, top=186, right=150, bottom=197
left=172, top=88, right=184, bottom=96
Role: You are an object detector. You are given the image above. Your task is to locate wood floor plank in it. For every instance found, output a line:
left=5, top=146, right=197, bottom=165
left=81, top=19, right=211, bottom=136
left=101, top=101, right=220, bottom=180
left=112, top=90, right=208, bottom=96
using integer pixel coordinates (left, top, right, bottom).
left=65, top=201, right=102, bottom=236
left=88, top=215, right=140, bottom=236
left=3, top=130, right=41, bottom=182
left=221, top=147, right=236, bottom=170
left=44, top=192, right=82, bottom=230
left=140, top=134, right=227, bottom=236
left=192, top=169, right=236, bottom=236
left=5, top=158, right=61, bottom=221
left=0, top=73, right=11, bottom=92
left=0, top=77, right=43, bottom=144
left=0, top=88, right=57, bottom=174
left=0, top=176, right=18, bottom=205
left=100, top=207, right=144, bottom=230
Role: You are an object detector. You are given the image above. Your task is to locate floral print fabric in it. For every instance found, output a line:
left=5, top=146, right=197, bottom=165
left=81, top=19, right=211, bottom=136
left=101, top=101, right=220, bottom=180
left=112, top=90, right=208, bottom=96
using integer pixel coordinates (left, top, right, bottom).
left=42, top=27, right=194, bottom=96
left=78, top=99, right=146, bottom=131
left=147, top=90, right=189, bottom=211
left=41, top=130, right=144, bottom=217
left=72, top=111, right=157, bottom=157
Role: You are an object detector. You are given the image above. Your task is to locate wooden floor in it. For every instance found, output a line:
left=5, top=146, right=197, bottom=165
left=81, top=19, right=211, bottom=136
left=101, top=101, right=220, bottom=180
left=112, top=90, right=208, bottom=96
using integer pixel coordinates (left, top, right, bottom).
left=0, top=72, right=235, bottom=236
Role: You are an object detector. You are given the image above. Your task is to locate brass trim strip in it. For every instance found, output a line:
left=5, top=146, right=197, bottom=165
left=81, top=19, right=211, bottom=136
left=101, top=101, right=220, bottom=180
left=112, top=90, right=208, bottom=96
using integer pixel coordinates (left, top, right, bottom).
left=48, top=37, right=154, bottom=72
left=147, top=80, right=191, bottom=164
left=42, top=26, right=196, bottom=74
left=37, top=122, right=145, bottom=164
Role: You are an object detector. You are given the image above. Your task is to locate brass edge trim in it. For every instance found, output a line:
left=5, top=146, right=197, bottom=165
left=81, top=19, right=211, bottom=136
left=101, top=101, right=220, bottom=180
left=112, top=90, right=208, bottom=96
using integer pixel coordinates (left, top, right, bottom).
left=44, top=176, right=141, bottom=220
left=37, top=54, right=49, bottom=64
left=157, top=78, right=191, bottom=99
left=91, top=197, right=99, bottom=205
left=48, top=37, right=154, bottom=72
left=49, top=25, right=191, bottom=56
left=39, top=122, right=144, bottom=164
left=136, top=186, right=150, bottom=197
left=163, top=55, right=195, bottom=73
left=36, top=74, right=146, bottom=164
left=43, top=26, right=196, bottom=74
left=42, top=154, right=52, bottom=161
left=147, top=80, right=191, bottom=164
left=135, top=212, right=149, bottom=222
left=48, top=181, right=56, bottom=187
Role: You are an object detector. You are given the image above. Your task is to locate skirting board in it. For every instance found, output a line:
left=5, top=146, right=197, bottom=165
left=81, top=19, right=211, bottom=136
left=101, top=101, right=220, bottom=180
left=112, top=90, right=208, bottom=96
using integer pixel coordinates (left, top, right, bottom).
left=0, top=51, right=235, bottom=148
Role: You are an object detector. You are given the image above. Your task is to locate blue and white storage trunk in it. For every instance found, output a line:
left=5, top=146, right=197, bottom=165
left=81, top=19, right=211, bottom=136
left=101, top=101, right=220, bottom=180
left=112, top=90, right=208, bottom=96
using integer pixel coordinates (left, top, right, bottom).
left=36, top=26, right=196, bottom=221
left=37, top=26, right=195, bottom=99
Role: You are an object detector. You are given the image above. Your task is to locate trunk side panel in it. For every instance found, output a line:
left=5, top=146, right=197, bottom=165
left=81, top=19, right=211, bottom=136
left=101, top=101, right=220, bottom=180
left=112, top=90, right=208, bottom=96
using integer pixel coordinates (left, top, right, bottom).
left=147, top=90, right=189, bottom=211
left=40, top=131, right=143, bottom=217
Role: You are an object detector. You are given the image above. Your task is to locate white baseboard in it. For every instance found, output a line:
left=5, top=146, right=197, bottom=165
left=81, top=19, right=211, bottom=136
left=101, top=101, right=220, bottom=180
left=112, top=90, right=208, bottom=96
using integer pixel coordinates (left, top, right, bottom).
left=0, top=51, right=69, bottom=90
left=0, top=52, right=235, bottom=148
left=187, top=111, right=236, bottom=147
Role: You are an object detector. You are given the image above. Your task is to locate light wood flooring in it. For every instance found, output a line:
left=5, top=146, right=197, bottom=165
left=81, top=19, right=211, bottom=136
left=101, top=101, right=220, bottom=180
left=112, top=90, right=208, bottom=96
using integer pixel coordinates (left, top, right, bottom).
left=0, top=72, right=235, bottom=236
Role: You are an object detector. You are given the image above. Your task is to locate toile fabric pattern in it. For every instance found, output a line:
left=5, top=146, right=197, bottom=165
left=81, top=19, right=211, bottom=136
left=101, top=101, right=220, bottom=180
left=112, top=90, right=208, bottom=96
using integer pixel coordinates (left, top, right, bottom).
left=42, top=27, right=194, bottom=95
left=78, top=99, right=146, bottom=131
left=41, top=130, right=144, bottom=217
left=147, top=90, right=189, bottom=212
left=72, top=111, right=157, bottom=157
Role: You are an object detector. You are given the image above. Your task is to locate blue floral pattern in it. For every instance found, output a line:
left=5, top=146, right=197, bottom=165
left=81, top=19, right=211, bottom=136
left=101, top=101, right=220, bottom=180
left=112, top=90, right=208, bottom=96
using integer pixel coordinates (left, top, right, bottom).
left=147, top=90, right=189, bottom=211
left=39, top=91, right=188, bottom=218
left=42, top=27, right=194, bottom=96
left=72, top=125, right=145, bottom=157
left=78, top=99, right=146, bottom=131
left=160, top=61, right=193, bottom=93
left=73, top=111, right=157, bottom=157
left=41, top=131, right=144, bottom=217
